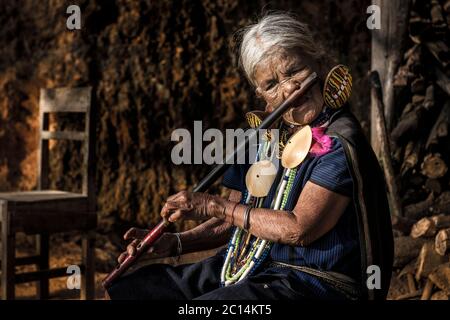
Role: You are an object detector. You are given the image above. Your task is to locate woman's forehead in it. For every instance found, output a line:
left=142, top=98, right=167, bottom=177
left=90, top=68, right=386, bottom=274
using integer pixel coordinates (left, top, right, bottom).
left=254, top=51, right=306, bottom=79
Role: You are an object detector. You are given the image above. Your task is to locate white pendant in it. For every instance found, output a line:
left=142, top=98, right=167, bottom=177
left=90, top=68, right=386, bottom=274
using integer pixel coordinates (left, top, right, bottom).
left=245, top=160, right=278, bottom=197
left=281, top=125, right=312, bottom=169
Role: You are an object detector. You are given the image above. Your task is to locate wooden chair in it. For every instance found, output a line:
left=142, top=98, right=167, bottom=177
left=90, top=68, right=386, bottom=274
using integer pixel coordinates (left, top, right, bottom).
left=0, top=87, right=97, bottom=300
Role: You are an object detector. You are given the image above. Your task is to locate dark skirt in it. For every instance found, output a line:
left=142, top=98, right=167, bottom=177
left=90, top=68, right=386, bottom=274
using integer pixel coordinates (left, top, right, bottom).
left=106, top=253, right=350, bottom=300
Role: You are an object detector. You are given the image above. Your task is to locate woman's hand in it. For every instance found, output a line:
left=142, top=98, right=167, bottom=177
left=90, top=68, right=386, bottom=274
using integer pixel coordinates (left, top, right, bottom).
left=117, top=228, right=178, bottom=263
left=160, top=190, right=223, bottom=223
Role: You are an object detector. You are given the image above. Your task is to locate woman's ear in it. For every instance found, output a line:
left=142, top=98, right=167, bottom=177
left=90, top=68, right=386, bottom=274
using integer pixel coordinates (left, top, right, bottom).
left=255, top=87, right=263, bottom=98
left=265, top=103, right=273, bottom=113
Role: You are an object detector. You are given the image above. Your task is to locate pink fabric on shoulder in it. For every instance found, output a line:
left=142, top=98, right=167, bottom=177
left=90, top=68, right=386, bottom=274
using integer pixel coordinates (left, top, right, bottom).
left=309, top=127, right=333, bottom=156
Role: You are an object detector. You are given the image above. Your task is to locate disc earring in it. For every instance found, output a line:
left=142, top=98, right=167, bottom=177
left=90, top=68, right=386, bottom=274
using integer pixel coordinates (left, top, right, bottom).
left=323, top=65, right=352, bottom=109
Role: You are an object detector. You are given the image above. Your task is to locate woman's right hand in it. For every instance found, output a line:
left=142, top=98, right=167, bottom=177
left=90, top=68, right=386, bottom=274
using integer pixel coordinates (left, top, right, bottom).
left=117, top=228, right=179, bottom=264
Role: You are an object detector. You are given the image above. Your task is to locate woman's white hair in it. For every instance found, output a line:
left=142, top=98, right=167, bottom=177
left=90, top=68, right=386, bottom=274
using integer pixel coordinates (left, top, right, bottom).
left=237, top=12, right=330, bottom=87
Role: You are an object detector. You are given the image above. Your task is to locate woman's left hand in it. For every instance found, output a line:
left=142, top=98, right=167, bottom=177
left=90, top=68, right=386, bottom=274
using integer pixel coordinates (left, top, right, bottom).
left=160, top=191, right=222, bottom=222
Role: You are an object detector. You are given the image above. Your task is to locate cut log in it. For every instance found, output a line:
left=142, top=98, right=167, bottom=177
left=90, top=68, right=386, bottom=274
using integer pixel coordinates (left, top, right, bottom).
left=422, top=85, right=435, bottom=110
left=410, top=77, right=426, bottom=94
left=411, top=218, right=436, bottom=238
left=430, top=290, right=449, bottom=300
left=428, top=263, right=450, bottom=296
left=426, top=101, right=450, bottom=149
left=391, top=110, right=419, bottom=147
left=412, top=94, right=425, bottom=105
left=394, top=236, right=427, bottom=268
left=444, top=0, right=450, bottom=13
left=392, top=215, right=416, bottom=235
left=415, top=242, right=446, bottom=281
left=393, top=65, right=411, bottom=87
left=435, top=191, right=450, bottom=214
left=420, top=278, right=434, bottom=300
left=425, top=41, right=449, bottom=71
left=410, top=215, right=450, bottom=238
left=401, top=102, right=414, bottom=117
left=395, top=289, right=422, bottom=300
left=435, top=66, right=450, bottom=96
left=404, top=193, right=435, bottom=220
left=406, top=274, right=416, bottom=293
left=395, top=44, right=419, bottom=86
left=401, top=139, right=423, bottom=175
left=398, top=259, right=417, bottom=293
left=393, top=144, right=404, bottom=163
left=403, top=43, right=420, bottom=61
left=393, top=229, right=404, bottom=238
left=391, top=86, right=434, bottom=147
left=430, top=0, right=446, bottom=26
left=408, top=14, right=430, bottom=44
left=424, top=178, right=442, bottom=194
left=409, top=173, right=425, bottom=187
left=421, top=153, right=448, bottom=179
left=430, top=215, right=450, bottom=229
left=435, top=228, right=450, bottom=256
left=405, top=42, right=423, bottom=71
left=445, top=1, right=450, bottom=33
left=402, top=188, right=428, bottom=207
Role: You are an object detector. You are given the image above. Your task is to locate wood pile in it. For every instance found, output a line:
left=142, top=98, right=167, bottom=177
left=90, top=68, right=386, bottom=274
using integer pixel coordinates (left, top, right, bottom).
left=390, top=0, right=450, bottom=300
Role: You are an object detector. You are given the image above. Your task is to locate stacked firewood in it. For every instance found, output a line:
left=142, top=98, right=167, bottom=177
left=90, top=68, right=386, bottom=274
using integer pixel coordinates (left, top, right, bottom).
left=389, top=0, right=450, bottom=300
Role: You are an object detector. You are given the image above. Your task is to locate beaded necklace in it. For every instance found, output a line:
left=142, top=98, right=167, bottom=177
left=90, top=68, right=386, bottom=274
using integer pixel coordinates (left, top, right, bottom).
left=220, top=106, right=336, bottom=287
left=220, top=126, right=299, bottom=286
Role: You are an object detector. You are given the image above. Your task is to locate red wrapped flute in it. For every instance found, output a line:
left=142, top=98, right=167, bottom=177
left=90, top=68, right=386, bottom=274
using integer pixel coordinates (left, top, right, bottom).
left=102, top=218, right=169, bottom=288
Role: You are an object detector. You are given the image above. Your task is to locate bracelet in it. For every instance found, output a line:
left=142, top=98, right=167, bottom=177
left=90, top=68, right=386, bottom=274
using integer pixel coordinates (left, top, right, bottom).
left=243, top=205, right=252, bottom=231
left=229, top=202, right=239, bottom=225
left=174, top=232, right=182, bottom=262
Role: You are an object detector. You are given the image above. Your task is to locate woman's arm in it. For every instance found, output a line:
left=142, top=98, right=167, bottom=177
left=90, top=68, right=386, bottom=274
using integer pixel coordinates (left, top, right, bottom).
left=178, top=189, right=241, bottom=254
left=216, top=181, right=350, bottom=246
left=161, top=182, right=350, bottom=248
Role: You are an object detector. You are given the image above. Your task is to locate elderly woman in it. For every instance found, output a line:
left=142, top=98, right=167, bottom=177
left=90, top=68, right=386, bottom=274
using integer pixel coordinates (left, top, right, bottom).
left=106, top=12, right=393, bottom=300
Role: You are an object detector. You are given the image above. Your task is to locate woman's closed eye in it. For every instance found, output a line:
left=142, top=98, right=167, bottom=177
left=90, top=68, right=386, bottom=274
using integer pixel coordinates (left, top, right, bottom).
left=264, top=80, right=277, bottom=91
left=287, top=66, right=307, bottom=77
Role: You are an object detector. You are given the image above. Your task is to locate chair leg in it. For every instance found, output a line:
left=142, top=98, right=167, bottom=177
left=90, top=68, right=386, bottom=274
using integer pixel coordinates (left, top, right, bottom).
left=1, top=201, right=15, bottom=300
left=36, top=233, right=49, bottom=299
left=81, top=231, right=95, bottom=300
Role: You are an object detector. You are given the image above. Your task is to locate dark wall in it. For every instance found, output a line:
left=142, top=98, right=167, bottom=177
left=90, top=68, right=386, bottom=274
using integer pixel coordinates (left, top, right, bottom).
left=0, top=0, right=370, bottom=234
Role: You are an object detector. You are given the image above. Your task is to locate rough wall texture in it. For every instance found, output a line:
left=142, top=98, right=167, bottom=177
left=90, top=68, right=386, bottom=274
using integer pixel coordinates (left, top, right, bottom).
left=0, top=0, right=370, bottom=235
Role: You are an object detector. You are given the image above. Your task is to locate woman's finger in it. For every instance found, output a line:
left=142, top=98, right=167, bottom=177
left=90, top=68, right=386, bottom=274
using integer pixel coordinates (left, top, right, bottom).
left=127, top=239, right=140, bottom=256
left=168, top=209, right=184, bottom=222
left=161, top=201, right=185, bottom=218
left=166, top=191, right=185, bottom=202
left=161, top=202, right=174, bottom=218
left=124, top=228, right=148, bottom=240
left=118, top=252, right=127, bottom=264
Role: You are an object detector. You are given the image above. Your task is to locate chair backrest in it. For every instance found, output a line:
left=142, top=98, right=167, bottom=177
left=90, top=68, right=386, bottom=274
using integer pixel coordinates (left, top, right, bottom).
left=38, top=87, right=95, bottom=208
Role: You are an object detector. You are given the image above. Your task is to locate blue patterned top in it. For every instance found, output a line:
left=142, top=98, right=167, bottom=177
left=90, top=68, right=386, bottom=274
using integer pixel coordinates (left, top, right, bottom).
left=221, top=137, right=361, bottom=298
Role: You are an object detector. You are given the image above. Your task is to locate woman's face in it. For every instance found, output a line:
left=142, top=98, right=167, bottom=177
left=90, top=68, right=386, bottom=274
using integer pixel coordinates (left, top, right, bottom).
left=254, top=50, right=324, bottom=126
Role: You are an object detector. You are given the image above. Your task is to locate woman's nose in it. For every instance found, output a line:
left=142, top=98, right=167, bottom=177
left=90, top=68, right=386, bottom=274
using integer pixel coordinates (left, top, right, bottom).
left=282, top=79, right=301, bottom=100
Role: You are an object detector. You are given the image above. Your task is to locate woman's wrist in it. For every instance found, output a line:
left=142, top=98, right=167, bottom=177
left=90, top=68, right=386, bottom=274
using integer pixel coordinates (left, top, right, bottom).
left=206, top=195, right=240, bottom=224
left=205, top=195, right=227, bottom=219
